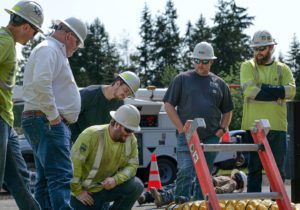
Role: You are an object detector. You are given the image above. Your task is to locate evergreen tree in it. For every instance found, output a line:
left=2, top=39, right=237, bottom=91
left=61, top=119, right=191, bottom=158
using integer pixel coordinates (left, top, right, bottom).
left=285, top=33, right=300, bottom=87
left=180, top=21, right=194, bottom=71
left=70, top=18, right=120, bottom=87
left=181, top=15, right=213, bottom=71
left=152, top=0, right=181, bottom=87
left=137, top=4, right=154, bottom=87
left=212, top=0, right=254, bottom=74
left=191, top=15, right=213, bottom=48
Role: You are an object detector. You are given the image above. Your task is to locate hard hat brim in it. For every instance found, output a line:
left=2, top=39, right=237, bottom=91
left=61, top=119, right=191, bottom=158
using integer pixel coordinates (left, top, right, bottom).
left=250, top=42, right=277, bottom=47
left=110, top=111, right=141, bottom=132
left=189, top=54, right=217, bottom=60
left=5, top=8, right=44, bottom=33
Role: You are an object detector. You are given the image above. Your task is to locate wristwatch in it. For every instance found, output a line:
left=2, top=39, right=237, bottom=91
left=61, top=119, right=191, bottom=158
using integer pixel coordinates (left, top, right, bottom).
left=219, top=127, right=228, bottom=133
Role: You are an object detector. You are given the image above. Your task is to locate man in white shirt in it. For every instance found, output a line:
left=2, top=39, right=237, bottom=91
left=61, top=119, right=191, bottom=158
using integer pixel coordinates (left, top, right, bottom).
left=22, top=17, right=88, bottom=210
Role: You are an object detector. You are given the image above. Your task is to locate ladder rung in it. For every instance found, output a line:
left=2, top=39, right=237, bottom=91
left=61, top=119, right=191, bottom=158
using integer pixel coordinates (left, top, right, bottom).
left=202, top=144, right=262, bottom=152
left=215, top=192, right=281, bottom=200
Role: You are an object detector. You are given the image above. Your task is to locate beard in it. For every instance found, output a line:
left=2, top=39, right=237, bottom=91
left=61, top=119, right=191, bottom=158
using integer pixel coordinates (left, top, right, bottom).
left=255, top=51, right=272, bottom=65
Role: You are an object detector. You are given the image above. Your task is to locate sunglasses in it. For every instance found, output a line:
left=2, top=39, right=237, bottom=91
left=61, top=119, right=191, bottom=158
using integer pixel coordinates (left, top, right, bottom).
left=193, top=58, right=210, bottom=65
left=253, top=46, right=267, bottom=52
left=26, top=22, right=39, bottom=36
left=124, top=127, right=134, bottom=134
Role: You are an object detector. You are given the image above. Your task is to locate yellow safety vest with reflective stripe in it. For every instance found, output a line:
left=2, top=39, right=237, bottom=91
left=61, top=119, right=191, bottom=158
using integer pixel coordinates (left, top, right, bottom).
left=240, top=59, right=296, bottom=131
left=70, top=124, right=139, bottom=196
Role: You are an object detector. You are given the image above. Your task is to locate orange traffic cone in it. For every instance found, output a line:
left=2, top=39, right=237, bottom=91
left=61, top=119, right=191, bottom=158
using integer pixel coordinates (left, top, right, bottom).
left=221, top=130, right=230, bottom=143
left=147, top=153, right=162, bottom=191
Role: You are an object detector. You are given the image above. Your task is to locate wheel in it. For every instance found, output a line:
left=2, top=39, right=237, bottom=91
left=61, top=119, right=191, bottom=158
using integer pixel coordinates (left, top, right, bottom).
left=157, top=158, right=177, bottom=186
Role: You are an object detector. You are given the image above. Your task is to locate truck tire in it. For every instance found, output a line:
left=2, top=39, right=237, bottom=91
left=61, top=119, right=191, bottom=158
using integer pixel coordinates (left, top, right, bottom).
left=157, top=158, right=177, bottom=186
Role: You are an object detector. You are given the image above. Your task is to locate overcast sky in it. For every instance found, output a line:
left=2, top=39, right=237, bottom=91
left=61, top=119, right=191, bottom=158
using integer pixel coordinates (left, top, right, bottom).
left=1, top=0, right=300, bottom=58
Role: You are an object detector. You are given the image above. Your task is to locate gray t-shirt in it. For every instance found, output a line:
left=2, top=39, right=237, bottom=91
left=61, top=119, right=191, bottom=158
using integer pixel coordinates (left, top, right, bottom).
left=163, top=70, right=234, bottom=139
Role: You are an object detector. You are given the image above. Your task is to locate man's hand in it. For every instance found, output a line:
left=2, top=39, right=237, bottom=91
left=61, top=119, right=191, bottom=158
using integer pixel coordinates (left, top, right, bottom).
left=101, top=177, right=117, bottom=190
left=49, top=116, right=61, bottom=125
left=215, top=129, right=225, bottom=138
left=76, top=191, right=94, bottom=206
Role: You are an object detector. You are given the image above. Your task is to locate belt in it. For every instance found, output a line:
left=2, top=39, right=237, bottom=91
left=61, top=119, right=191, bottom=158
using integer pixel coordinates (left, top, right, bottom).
left=22, top=110, right=70, bottom=125
left=22, top=110, right=46, bottom=117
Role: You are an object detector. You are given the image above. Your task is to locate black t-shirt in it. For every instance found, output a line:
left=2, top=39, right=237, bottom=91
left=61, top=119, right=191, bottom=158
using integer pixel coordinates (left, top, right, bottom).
left=70, top=85, right=123, bottom=142
left=163, top=70, right=234, bottom=139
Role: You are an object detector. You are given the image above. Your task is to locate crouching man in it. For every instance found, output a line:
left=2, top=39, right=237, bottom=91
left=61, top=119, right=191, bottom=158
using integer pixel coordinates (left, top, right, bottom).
left=70, top=104, right=144, bottom=210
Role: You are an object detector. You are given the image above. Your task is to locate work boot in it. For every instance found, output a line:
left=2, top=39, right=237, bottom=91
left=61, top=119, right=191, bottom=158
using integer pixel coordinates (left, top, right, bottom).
left=138, top=191, right=154, bottom=205
left=137, top=194, right=146, bottom=205
left=175, top=196, right=189, bottom=204
left=150, top=187, right=163, bottom=207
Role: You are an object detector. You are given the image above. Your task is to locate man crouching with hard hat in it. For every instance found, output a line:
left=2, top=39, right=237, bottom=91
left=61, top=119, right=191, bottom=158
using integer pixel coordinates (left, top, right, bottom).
left=70, top=104, right=144, bottom=210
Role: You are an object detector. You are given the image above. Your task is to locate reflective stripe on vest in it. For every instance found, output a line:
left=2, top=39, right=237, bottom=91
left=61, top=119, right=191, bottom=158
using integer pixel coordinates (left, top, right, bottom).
left=81, top=132, right=133, bottom=189
left=82, top=130, right=105, bottom=188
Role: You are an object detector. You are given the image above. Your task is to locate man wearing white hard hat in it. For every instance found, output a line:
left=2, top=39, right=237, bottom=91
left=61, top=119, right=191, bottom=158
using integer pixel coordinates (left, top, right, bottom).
left=0, top=1, right=44, bottom=209
left=22, top=17, right=88, bottom=209
left=163, top=41, right=234, bottom=202
left=70, top=104, right=144, bottom=210
left=240, top=30, right=296, bottom=192
left=70, top=71, right=140, bottom=143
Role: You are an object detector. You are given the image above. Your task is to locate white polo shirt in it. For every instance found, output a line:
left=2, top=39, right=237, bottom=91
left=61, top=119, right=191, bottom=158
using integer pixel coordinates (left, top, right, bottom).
left=23, top=37, right=81, bottom=123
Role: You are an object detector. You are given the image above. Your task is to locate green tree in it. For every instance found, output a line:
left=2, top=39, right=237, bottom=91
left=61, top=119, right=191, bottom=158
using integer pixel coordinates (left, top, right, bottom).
left=152, top=0, right=181, bottom=87
left=70, top=18, right=120, bottom=86
left=285, top=33, right=300, bottom=99
left=212, top=0, right=254, bottom=74
left=181, top=15, right=213, bottom=71
left=137, top=4, right=154, bottom=87
left=218, top=69, right=243, bottom=130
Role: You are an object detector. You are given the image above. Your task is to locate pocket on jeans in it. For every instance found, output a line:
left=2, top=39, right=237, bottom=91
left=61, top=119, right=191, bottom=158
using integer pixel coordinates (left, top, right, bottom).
left=22, top=117, right=41, bottom=145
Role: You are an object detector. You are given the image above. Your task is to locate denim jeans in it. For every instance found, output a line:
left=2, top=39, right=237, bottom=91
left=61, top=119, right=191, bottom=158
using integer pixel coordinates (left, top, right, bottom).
left=245, top=130, right=287, bottom=192
left=175, top=132, right=219, bottom=201
left=0, top=116, right=40, bottom=210
left=22, top=115, right=73, bottom=210
left=160, top=183, right=175, bottom=204
left=70, top=177, right=144, bottom=210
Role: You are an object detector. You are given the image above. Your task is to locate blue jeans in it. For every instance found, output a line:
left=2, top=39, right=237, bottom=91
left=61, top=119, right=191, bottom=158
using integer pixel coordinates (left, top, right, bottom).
left=160, top=183, right=176, bottom=204
left=0, top=116, right=40, bottom=210
left=245, top=130, right=287, bottom=192
left=70, top=177, right=144, bottom=210
left=175, top=132, right=219, bottom=201
left=22, top=115, right=73, bottom=210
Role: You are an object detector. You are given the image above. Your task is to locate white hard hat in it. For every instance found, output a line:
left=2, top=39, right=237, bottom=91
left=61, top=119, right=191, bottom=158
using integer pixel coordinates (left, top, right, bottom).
left=57, top=17, right=87, bottom=48
left=5, top=0, right=44, bottom=33
left=118, top=71, right=140, bottom=96
left=231, top=169, right=247, bottom=192
left=192, top=41, right=217, bottom=60
left=250, top=30, right=277, bottom=47
left=110, top=104, right=141, bottom=132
